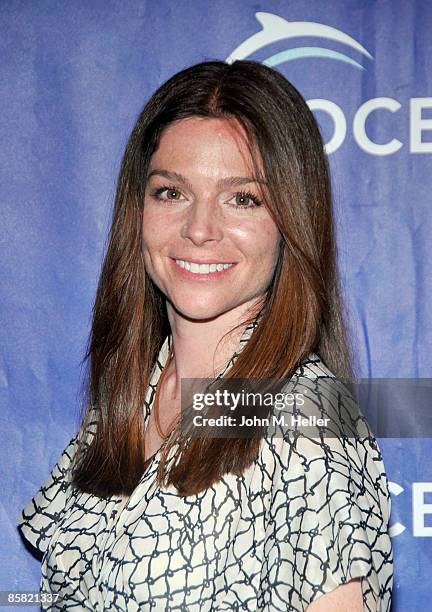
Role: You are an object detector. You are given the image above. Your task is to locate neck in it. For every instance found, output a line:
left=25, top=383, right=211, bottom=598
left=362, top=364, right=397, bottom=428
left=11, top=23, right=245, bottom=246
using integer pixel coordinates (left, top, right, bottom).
left=164, top=301, right=261, bottom=398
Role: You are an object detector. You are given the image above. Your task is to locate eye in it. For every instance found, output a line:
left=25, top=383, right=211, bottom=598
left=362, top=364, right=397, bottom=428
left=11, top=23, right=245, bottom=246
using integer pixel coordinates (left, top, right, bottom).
left=150, top=185, right=186, bottom=202
left=228, top=190, right=263, bottom=209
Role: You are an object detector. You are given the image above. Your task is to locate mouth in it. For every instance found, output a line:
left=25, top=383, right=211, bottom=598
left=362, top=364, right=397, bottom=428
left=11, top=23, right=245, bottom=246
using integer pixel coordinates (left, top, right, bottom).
left=171, top=258, right=237, bottom=278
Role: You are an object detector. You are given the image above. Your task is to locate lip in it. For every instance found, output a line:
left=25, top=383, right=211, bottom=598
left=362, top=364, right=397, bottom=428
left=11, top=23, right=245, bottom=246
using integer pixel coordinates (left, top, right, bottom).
left=170, top=257, right=235, bottom=265
left=170, top=257, right=237, bottom=280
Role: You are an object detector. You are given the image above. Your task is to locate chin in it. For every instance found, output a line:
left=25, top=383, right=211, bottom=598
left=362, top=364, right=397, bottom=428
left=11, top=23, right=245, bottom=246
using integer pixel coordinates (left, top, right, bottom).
left=175, top=307, right=227, bottom=322
left=170, top=299, right=236, bottom=322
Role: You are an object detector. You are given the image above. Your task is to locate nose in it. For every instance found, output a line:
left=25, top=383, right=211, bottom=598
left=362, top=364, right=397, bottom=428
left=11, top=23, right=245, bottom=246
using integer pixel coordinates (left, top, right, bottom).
left=181, top=198, right=223, bottom=246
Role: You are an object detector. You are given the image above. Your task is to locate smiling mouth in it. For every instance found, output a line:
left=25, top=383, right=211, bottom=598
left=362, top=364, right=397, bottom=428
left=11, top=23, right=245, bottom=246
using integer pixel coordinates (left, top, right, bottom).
left=173, top=259, right=235, bottom=275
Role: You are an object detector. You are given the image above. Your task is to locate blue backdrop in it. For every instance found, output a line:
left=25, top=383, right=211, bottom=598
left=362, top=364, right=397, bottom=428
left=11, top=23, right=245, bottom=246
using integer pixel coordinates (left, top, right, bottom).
left=2, top=1, right=431, bottom=610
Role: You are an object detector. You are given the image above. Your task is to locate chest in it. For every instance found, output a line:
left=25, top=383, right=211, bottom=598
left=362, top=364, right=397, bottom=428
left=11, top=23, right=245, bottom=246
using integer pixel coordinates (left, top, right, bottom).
left=41, top=458, right=271, bottom=610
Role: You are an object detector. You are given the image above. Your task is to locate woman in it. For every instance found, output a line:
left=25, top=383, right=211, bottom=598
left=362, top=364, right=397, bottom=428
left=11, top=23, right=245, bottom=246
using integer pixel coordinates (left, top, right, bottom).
left=17, top=60, right=393, bottom=611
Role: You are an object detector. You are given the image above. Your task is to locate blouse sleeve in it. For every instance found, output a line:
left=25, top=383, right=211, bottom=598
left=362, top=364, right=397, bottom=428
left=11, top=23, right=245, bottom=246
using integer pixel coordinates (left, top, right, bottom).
left=17, top=434, right=79, bottom=554
left=259, top=401, right=393, bottom=610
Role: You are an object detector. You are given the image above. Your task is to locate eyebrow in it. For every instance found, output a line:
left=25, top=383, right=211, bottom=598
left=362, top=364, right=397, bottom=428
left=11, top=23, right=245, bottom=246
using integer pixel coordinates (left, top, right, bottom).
left=146, top=169, right=267, bottom=190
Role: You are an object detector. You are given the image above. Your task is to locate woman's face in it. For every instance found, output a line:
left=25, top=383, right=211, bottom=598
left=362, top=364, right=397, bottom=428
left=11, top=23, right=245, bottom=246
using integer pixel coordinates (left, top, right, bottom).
left=142, top=116, right=281, bottom=322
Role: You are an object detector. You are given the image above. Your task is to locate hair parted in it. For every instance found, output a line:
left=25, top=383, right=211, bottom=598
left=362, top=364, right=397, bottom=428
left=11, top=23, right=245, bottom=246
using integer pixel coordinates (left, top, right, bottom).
left=72, top=60, right=356, bottom=497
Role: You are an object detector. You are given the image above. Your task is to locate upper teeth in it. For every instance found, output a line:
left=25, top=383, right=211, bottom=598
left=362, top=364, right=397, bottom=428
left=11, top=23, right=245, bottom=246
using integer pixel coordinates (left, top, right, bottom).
left=175, top=260, right=233, bottom=274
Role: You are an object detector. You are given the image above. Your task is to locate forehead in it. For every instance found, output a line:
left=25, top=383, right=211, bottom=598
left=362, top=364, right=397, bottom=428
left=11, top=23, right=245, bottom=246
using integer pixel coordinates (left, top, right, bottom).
left=150, top=116, right=261, bottom=175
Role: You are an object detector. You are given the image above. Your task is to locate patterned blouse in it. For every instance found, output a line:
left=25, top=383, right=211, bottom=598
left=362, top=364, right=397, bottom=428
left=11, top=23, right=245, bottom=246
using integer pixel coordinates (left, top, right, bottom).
left=17, top=319, right=393, bottom=611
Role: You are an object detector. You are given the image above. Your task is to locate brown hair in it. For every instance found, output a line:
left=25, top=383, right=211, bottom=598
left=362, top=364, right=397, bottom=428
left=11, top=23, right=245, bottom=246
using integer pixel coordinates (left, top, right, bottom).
left=72, top=60, right=356, bottom=497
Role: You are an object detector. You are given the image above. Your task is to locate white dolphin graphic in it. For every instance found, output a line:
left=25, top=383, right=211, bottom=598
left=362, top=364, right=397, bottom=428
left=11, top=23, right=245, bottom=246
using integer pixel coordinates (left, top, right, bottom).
left=225, top=12, right=372, bottom=67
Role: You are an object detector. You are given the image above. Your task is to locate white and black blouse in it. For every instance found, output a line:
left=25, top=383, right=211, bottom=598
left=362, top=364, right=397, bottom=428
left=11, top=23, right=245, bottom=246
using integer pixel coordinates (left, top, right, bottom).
left=17, top=320, right=393, bottom=611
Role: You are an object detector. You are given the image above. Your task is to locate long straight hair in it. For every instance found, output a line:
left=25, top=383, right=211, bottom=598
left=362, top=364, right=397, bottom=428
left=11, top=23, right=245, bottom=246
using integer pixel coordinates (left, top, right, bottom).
left=72, top=60, right=356, bottom=497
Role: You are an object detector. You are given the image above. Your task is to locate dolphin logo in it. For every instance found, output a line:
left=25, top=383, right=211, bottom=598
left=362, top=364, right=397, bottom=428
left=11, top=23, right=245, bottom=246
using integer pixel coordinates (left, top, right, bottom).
left=226, top=12, right=373, bottom=70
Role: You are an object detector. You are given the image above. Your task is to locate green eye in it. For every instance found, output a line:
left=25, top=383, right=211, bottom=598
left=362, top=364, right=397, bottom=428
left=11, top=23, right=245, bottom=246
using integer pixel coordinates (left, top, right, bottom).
left=235, top=194, right=249, bottom=206
left=166, top=189, right=181, bottom=199
left=230, top=190, right=263, bottom=208
left=152, top=185, right=184, bottom=202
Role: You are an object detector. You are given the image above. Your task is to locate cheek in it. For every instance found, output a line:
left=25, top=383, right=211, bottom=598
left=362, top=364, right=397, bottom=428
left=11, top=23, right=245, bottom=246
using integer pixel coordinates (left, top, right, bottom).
left=142, top=205, right=163, bottom=249
left=229, top=219, right=280, bottom=264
